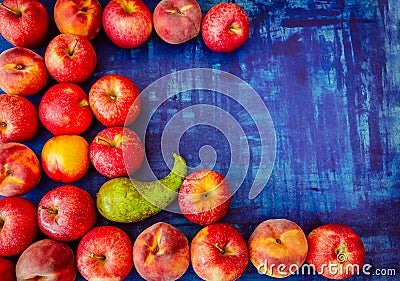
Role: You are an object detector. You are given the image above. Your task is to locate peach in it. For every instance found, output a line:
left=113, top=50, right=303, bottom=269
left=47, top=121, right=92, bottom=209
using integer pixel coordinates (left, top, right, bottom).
left=133, top=222, right=190, bottom=281
left=248, top=219, right=308, bottom=278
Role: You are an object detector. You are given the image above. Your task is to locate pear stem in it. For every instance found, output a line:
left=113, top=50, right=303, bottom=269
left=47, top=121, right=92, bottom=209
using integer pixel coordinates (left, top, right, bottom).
left=0, top=3, right=22, bottom=17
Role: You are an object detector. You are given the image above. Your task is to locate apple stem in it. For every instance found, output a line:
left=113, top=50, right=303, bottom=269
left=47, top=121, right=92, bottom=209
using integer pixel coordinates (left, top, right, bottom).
left=0, top=121, right=6, bottom=128
left=95, top=136, right=113, bottom=147
left=39, top=206, right=58, bottom=215
left=0, top=3, right=22, bottom=17
left=91, top=253, right=106, bottom=261
left=15, top=64, right=24, bottom=70
left=228, top=22, right=242, bottom=34
left=276, top=238, right=282, bottom=244
left=0, top=166, right=12, bottom=184
left=78, top=99, right=89, bottom=108
left=336, top=243, right=349, bottom=263
left=69, top=38, right=79, bottom=56
left=0, top=218, right=4, bottom=230
left=214, top=243, right=225, bottom=255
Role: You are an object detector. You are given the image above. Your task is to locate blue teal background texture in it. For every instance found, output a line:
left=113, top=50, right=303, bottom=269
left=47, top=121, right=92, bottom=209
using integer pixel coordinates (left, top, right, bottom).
left=1, top=0, right=399, bottom=280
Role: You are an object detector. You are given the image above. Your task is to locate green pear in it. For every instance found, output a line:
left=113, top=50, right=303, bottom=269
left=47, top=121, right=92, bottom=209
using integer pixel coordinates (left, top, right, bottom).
left=96, top=153, right=187, bottom=223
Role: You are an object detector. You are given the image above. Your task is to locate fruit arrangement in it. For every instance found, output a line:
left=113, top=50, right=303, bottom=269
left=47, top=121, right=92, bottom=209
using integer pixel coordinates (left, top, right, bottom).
left=0, top=0, right=368, bottom=280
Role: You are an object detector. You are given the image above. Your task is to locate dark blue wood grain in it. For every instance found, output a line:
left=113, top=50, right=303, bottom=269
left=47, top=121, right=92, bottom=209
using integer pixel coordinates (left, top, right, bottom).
left=1, top=0, right=399, bottom=280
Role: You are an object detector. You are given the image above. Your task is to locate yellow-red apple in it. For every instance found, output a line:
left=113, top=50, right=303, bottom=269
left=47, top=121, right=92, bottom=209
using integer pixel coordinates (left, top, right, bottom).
left=54, top=0, right=102, bottom=40
left=133, top=222, right=190, bottom=281
left=248, top=218, right=308, bottom=278
left=41, top=135, right=89, bottom=183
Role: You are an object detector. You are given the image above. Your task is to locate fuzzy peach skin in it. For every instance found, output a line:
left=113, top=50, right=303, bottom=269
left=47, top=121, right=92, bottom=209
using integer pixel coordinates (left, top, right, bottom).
left=0, top=47, right=48, bottom=96
left=0, top=142, right=41, bottom=197
left=41, top=135, right=89, bottom=183
left=248, top=219, right=308, bottom=278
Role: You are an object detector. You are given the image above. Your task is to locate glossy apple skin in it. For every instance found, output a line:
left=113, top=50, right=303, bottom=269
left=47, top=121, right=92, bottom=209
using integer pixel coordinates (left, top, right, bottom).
left=133, top=222, right=190, bottom=281
left=39, top=83, right=93, bottom=135
left=307, top=223, right=366, bottom=280
left=76, top=226, right=133, bottom=280
left=248, top=219, right=308, bottom=278
left=191, top=223, right=248, bottom=281
left=0, top=256, right=16, bottom=281
left=90, top=127, right=144, bottom=178
left=0, top=47, right=48, bottom=96
left=16, top=239, right=76, bottom=281
left=38, top=185, right=97, bottom=242
left=89, top=74, right=141, bottom=127
left=102, top=0, right=152, bottom=48
left=201, top=2, right=250, bottom=52
left=54, top=0, right=102, bottom=40
left=0, top=142, right=41, bottom=197
left=0, top=94, right=38, bottom=143
left=0, top=197, right=38, bottom=256
left=153, top=0, right=202, bottom=44
left=41, top=135, right=90, bottom=183
left=45, top=34, right=97, bottom=83
left=0, top=0, right=49, bottom=48
left=178, top=169, right=232, bottom=225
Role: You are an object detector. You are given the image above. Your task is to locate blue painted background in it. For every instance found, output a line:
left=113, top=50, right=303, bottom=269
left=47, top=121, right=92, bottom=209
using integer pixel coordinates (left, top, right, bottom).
left=1, top=0, right=399, bottom=280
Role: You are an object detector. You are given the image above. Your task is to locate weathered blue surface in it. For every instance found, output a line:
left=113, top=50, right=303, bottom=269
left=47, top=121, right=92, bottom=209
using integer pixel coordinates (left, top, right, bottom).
left=1, top=0, right=399, bottom=280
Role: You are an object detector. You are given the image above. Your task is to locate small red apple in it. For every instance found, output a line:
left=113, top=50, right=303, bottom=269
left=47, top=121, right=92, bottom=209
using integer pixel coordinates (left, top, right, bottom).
left=0, top=0, right=49, bottom=48
left=0, top=197, right=38, bottom=256
left=45, top=33, right=97, bottom=84
left=38, top=185, right=97, bottom=242
left=153, top=0, right=202, bottom=44
left=191, top=223, right=249, bottom=281
left=0, top=47, right=48, bottom=96
left=76, top=226, right=133, bottom=280
left=89, top=74, right=141, bottom=127
left=307, top=223, right=366, bottom=280
left=0, top=142, right=41, bottom=197
left=41, top=135, right=90, bottom=183
left=248, top=219, right=308, bottom=278
left=0, top=94, right=38, bottom=143
left=54, top=0, right=103, bottom=40
left=178, top=169, right=232, bottom=225
left=90, top=127, right=144, bottom=178
left=0, top=256, right=16, bottom=281
left=202, top=2, right=250, bottom=52
left=133, top=222, right=190, bottom=281
left=102, top=0, right=152, bottom=48
left=39, top=83, right=93, bottom=135
left=16, top=239, right=76, bottom=281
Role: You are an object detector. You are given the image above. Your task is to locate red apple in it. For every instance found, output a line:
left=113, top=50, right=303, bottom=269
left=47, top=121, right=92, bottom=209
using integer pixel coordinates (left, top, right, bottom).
left=178, top=169, right=232, bottom=225
left=201, top=2, right=250, bottom=52
left=45, top=34, right=97, bottom=83
left=76, top=226, right=133, bottom=280
left=0, top=94, right=38, bottom=143
left=307, top=223, right=366, bottom=280
left=0, top=256, right=16, bottom=281
left=0, top=197, right=38, bottom=256
left=191, top=223, right=248, bottom=281
left=89, top=74, right=141, bottom=127
left=0, top=142, right=41, bottom=197
left=54, top=0, right=103, bottom=40
left=133, top=222, right=190, bottom=281
left=39, top=83, right=93, bottom=135
left=41, top=135, right=90, bottom=183
left=248, top=219, right=308, bottom=278
left=153, top=0, right=202, bottom=44
left=102, top=0, right=152, bottom=48
left=16, top=239, right=76, bottom=281
left=0, top=0, right=49, bottom=48
left=38, top=185, right=97, bottom=242
left=0, top=47, right=48, bottom=96
left=90, top=127, right=144, bottom=178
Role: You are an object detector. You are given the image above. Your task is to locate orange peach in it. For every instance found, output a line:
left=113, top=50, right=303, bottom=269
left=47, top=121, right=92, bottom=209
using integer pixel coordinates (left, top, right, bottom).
left=41, top=135, right=89, bottom=183
left=248, top=219, right=308, bottom=278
